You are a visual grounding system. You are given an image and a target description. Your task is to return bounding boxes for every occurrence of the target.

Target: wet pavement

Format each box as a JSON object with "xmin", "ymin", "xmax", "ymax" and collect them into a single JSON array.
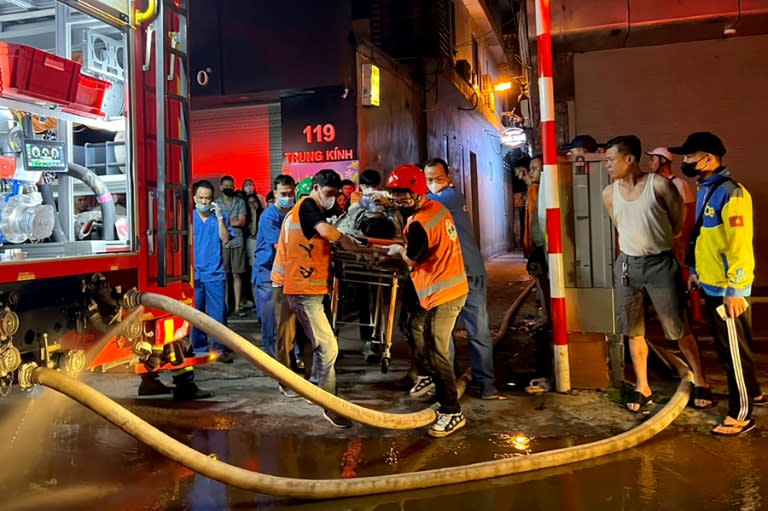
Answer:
[{"xmin": 2, "ymin": 252, "xmax": 768, "ymax": 510}]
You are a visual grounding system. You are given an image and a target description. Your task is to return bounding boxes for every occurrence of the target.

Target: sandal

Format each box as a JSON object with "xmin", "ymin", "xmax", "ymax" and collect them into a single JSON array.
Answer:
[
  {"xmin": 691, "ymin": 386, "xmax": 715, "ymax": 409},
  {"xmin": 711, "ymin": 417, "xmax": 756, "ymax": 437},
  {"xmin": 627, "ymin": 390, "xmax": 654, "ymax": 413}
]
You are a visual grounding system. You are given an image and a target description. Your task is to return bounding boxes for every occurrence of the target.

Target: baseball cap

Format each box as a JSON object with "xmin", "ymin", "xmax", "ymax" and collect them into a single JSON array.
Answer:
[
  {"xmin": 645, "ymin": 147, "xmax": 673, "ymax": 161},
  {"xmin": 668, "ymin": 132, "xmax": 726, "ymax": 157},
  {"xmin": 562, "ymin": 135, "xmax": 598, "ymax": 153}
]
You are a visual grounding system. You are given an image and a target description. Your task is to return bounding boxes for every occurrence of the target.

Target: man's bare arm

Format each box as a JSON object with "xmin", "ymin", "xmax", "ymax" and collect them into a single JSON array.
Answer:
[
  {"xmin": 602, "ymin": 185, "xmax": 616, "ymax": 226},
  {"xmin": 655, "ymin": 176, "xmax": 684, "ymax": 236}
]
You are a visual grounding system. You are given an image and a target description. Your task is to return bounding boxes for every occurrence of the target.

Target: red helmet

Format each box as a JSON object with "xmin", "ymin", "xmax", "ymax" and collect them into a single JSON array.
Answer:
[{"xmin": 385, "ymin": 164, "xmax": 428, "ymax": 195}]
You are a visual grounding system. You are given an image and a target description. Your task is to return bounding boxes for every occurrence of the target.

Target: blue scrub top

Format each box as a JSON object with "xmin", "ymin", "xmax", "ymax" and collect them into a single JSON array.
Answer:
[
  {"xmin": 193, "ymin": 210, "xmax": 225, "ymax": 283},
  {"xmin": 252, "ymin": 204, "xmax": 287, "ymax": 285},
  {"xmin": 427, "ymin": 186, "xmax": 486, "ymax": 277}
]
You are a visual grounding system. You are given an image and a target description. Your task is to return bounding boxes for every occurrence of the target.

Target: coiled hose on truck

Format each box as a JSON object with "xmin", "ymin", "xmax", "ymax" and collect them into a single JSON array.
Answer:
[{"xmin": 27, "ymin": 283, "xmax": 693, "ymax": 498}]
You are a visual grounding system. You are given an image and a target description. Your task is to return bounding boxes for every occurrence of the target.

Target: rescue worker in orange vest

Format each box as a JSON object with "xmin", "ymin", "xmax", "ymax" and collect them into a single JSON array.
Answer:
[
  {"xmin": 282, "ymin": 168, "xmax": 358, "ymax": 429},
  {"xmin": 385, "ymin": 164, "xmax": 469, "ymax": 438}
]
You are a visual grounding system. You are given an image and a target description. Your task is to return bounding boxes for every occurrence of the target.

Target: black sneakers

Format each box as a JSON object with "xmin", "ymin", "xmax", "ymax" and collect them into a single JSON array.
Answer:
[
  {"xmin": 428, "ymin": 411, "xmax": 466, "ymax": 438},
  {"xmin": 138, "ymin": 377, "xmax": 173, "ymax": 396},
  {"xmin": 409, "ymin": 376, "xmax": 435, "ymax": 397},
  {"xmin": 216, "ymin": 351, "xmax": 235, "ymax": 364},
  {"xmin": 173, "ymin": 383, "xmax": 214, "ymax": 401}
]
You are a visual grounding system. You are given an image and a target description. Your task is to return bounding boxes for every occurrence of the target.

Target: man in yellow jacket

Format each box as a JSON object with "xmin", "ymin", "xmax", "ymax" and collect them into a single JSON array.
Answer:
[{"xmin": 670, "ymin": 132, "xmax": 759, "ymax": 436}]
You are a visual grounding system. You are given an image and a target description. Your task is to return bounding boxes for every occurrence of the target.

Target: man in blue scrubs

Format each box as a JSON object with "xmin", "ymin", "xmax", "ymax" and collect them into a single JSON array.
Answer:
[
  {"xmin": 191, "ymin": 179, "xmax": 232, "ymax": 364},
  {"xmin": 252, "ymin": 174, "xmax": 296, "ymax": 357},
  {"xmin": 424, "ymin": 158, "xmax": 500, "ymax": 399}
]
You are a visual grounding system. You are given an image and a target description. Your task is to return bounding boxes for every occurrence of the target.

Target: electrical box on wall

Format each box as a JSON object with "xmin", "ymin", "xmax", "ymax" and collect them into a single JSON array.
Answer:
[{"xmin": 361, "ymin": 63, "xmax": 380, "ymax": 107}]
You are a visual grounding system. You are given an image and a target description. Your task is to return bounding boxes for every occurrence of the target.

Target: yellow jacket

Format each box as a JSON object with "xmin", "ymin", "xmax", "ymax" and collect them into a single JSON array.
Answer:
[{"xmin": 692, "ymin": 170, "xmax": 754, "ymax": 297}]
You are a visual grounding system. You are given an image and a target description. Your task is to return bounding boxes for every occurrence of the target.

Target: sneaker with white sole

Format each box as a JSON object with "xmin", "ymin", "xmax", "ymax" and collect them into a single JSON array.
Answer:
[
  {"xmin": 409, "ymin": 375, "xmax": 435, "ymax": 397},
  {"xmin": 428, "ymin": 411, "xmax": 466, "ymax": 438},
  {"xmin": 323, "ymin": 409, "xmax": 353, "ymax": 429},
  {"xmin": 278, "ymin": 383, "xmax": 300, "ymax": 398}
]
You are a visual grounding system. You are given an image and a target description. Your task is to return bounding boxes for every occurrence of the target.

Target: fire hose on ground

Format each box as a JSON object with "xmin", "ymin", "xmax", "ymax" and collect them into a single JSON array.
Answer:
[{"xmin": 26, "ymin": 285, "xmax": 694, "ymax": 499}]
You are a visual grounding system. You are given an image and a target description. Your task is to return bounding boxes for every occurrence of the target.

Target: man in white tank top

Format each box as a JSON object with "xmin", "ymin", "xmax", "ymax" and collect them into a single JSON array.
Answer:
[
  {"xmin": 647, "ymin": 147, "xmax": 706, "ymax": 326},
  {"xmin": 602, "ymin": 135, "xmax": 711, "ymax": 412}
]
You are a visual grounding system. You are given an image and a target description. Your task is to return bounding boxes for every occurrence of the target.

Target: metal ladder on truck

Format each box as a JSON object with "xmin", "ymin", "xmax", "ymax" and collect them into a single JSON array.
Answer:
[{"xmin": 150, "ymin": 0, "xmax": 191, "ymax": 287}]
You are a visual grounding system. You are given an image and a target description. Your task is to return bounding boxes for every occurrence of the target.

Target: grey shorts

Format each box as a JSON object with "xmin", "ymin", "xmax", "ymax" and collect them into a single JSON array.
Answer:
[
  {"xmin": 222, "ymin": 244, "xmax": 246, "ymax": 274},
  {"xmin": 614, "ymin": 251, "xmax": 689, "ymax": 340}
]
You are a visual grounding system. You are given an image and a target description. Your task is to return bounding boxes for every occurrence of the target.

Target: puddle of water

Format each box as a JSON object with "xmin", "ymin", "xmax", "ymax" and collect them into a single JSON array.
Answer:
[{"xmin": 2, "ymin": 405, "xmax": 766, "ymax": 511}]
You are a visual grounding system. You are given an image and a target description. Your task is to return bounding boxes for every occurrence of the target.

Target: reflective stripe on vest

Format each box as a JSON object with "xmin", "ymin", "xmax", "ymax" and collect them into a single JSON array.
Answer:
[
  {"xmin": 415, "ymin": 272, "xmax": 468, "ymax": 302},
  {"xmin": 283, "ymin": 197, "xmax": 332, "ymax": 295},
  {"xmin": 406, "ymin": 199, "xmax": 468, "ymax": 310},
  {"xmin": 271, "ymin": 216, "xmax": 290, "ymax": 285}
]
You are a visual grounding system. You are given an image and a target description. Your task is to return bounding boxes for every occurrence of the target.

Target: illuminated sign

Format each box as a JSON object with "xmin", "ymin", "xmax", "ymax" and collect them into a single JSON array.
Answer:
[
  {"xmin": 59, "ymin": 0, "xmax": 131, "ymax": 27},
  {"xmin": 23, "ymin": 140, "xmax": 67, "ymax": 171},
  {"xmin": 361, "ymin": 63, "xmax": 380, "ymax": 107},
  {"xmin": 281, "ymin": 87, "xmax": 357, "ymax": 164},
  {"xmin": 501, "ymin": 127, "xmax": 527, "ymax": 148}
]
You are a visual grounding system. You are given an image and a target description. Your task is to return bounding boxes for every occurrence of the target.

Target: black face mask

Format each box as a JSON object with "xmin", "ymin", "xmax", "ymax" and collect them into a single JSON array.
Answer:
[
  {"xmin": 222, "ymin": 188, "xmax": 235, "ymax": 197},
  {"xmin": 681, "ymin": 157, "xmax": 706, "ymax": 178}
]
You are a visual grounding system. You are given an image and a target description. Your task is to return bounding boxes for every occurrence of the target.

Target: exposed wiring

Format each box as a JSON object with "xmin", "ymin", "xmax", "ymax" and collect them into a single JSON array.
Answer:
[
  {"xmin": 726, "ymin": 0, "xmax": 742, "ymax": 30},
  {"xmin": 485, "ymin": 129, "xmax": 502, "ymax": 155},
  {"xmin": 623, "ymin": 0, "xmax": 632, "ymax": 47}
]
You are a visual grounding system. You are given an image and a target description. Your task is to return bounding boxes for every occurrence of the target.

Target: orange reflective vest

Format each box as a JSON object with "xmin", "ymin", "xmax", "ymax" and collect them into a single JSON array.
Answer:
[
  {"xmin": 405, "ymin": 199, "xmax": 468, "ymax": 310},
  {"xmin": 282, "ymin": 197, "xmax": 332, "ymax": 295},
  {"xmin": 270, "ymin": 216, "xmax": 289, "ymax": 286}
]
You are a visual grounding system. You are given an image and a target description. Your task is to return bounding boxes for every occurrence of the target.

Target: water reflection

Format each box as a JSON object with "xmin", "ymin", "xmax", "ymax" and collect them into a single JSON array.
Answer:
[{"xmin": 1, "ymin": 404, "xmax": 767, "ymax": 511}]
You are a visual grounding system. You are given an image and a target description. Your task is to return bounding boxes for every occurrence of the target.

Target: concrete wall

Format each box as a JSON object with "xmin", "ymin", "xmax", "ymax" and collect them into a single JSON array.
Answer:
[
  {"xmin": 427, "ymin": 74, "xmax": 508, "ymax": 259},
  {"xmin": 573, "ymin": 35, "xmax": 768, "ymax": 286},
  {"xmin": 356, "ymin": 47, "xmax": 425, "ymax": 174}
]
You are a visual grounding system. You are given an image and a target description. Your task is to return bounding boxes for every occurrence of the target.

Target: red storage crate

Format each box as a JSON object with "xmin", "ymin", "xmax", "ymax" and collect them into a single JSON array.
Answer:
[
  {"xmin": 0, "ymin": 42, "xmax": 80, "ymax": 105},
  {"xmin": 63, "ymin": 73, "xmax": 112, "ymax": 117}
]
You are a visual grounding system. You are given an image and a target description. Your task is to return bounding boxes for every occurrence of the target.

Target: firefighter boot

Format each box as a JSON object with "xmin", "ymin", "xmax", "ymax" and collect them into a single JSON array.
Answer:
[
  {"xmin": 138, "ymin": 373, "xmax": 173, "ymax": 396},
  {"xmin": 172, "ymin": 369, "xmax": 214, "ymax": 401}
]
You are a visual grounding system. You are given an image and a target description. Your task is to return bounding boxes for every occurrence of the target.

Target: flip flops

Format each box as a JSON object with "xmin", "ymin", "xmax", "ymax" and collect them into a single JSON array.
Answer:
[
  {"xmin": 627, "ymin": 390, "xmax": 654, "ymax": 413},
  {"xmin": 691, "ymin": 386, "xmax": 715, "ymax": 409},
  {"xmin": 711, "ymin": 418, "xmax": 756, "ymax": 437}
]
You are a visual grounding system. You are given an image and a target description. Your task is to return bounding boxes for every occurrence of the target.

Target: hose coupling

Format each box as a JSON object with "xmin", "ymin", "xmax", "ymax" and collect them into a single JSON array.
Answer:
[
  {"xmin": 123, "ymin": 288, "xmax": 143, "ymax": 310},
  {"xmin": 17, "ymin": 362, "xmax": 38, "ymax": 390}
]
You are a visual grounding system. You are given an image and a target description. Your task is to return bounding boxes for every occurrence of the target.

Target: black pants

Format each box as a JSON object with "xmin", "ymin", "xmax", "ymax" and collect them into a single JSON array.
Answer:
[{"xmin": 704, "ymin": 295, "xmax": 759, "ymax": 421}]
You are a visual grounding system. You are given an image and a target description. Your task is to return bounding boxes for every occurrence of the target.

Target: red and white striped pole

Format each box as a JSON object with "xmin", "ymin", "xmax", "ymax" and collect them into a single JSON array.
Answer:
[{"xmin": 535, "ymin": 0, "xmax": 570, "ymax": 392}]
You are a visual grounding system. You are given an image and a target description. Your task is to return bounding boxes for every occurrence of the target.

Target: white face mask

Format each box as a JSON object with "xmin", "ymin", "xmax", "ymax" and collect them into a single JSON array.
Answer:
[
  {"xmin": 427, "ymin": 183, "xmax": 444, "ymax": 195},
  {"xmin": 319, "ymin": 195, "xmax": 336, "ymax": 210},
  {"xmin": 243, "ymin": 186, "xmax": 254, "ymax": 194}
]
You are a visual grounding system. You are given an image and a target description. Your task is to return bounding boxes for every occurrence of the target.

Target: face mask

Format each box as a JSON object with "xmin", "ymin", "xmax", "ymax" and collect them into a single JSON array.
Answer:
[
  {"xmin": 222, "ymin": 188, "xmax": 235, "ymax": 197},
  {"xmin": 243, "ymin": 186, "xmax": 254, "ymax": 194},
  {"xmin": 195, "ymin": 203, "xmax": 211, "ymax": 213},
  {"xmin": 427, "ymin": 183, "xmax": 445, "ymax": 195},
  {"xmin": 318, "ymin": 195, "xmax": 336, "ymax": 210},
  {"xmin": 681, "ymin": 157, "xmax": 705, "ymax": 178},
  {"xmin": 276, "ymin": 196, "xmax": 295, "ymax": 209}
]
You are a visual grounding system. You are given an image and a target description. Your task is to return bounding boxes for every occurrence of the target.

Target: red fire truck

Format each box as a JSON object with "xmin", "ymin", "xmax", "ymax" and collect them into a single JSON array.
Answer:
[{"xmin": 0, "ymin": 0, "xmax": 205, "ymax": 395}]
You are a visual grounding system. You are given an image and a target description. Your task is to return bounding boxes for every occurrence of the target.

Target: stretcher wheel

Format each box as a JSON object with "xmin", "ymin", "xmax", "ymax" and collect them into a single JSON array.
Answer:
[{"xmin": 380, "ymin": 356, "xmax": 390, "ymax": 373}]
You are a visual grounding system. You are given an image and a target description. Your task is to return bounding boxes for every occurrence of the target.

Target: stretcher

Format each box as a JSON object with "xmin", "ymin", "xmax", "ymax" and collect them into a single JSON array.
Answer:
[{"xmin": 329, "ymin": 238, "xmax": 408, "ymax": 373}]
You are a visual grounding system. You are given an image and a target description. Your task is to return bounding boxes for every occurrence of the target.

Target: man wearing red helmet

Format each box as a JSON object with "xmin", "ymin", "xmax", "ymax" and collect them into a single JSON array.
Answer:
[{"xmin": 386, "ymin": 164, "xmax": 469, "ymax": 438}]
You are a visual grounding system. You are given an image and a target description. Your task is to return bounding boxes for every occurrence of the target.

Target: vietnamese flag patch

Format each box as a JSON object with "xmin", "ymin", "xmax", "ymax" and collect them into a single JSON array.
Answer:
[{"xmin": 729, "ymin": 216, "xmax": 744, "ymax": 227}]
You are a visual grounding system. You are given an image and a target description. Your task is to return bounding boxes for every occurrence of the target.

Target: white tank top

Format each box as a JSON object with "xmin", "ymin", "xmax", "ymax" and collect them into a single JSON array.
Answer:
[{"xmin": 613, "ymin": 173, "xmax": 674, "ymax": 256}]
